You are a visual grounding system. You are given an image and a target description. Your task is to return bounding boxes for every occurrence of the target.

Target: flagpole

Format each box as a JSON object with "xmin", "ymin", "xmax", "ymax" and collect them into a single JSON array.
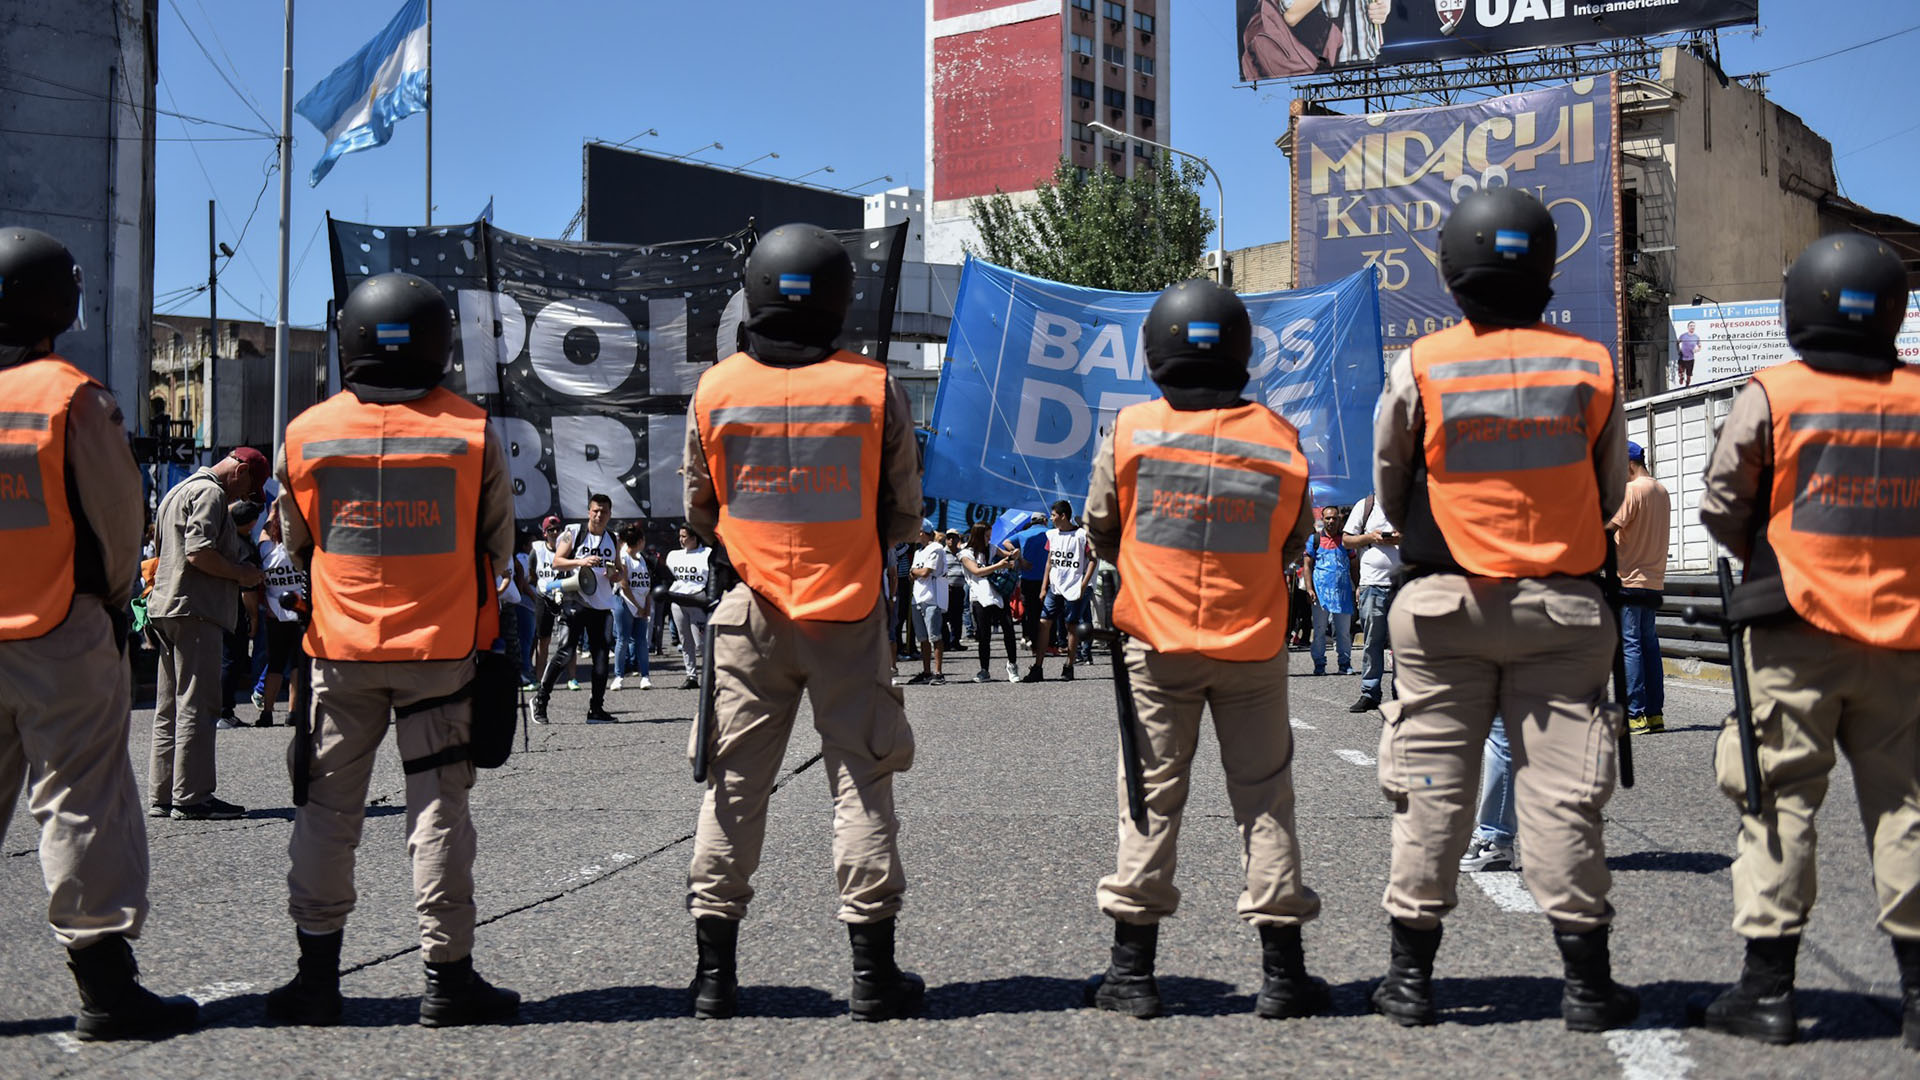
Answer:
[
  {"xmin": 273, "ymin": 0, "xmax": 295, "ymax": 461},
  {"xmin": 424, "ymin": 0, "xmax": 432, "ymax": 225}
]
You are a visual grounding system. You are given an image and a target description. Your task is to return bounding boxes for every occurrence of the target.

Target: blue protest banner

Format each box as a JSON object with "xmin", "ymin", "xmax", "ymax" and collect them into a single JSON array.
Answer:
[{"xmin": 923, "ymin": 260, "xmax": 1384, "ymax": 512}]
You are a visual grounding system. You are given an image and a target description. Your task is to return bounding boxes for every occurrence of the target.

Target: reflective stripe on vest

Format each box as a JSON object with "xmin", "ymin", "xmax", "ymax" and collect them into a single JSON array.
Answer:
[
  {"xmin": 1112, "ymin": 398, "xmax": 1307, "ymax": 661},
  {"xmin": 0, "ymin": 357, "xmax": 88, "ymax": 640},
  {"xmin": 695, "ymin": 351, "xmax": 886, "ymax": 622},
  {"xmin": 286, "ymin": 386, "xmax": 491, "ymax": 662},
  {"xmin": 1753, "ymin": 362, "xmax": 1920, "ymax": 649},
  {"xmin": 1409, "ymin": 323, "xmax": 1614, "ymax": 578}
]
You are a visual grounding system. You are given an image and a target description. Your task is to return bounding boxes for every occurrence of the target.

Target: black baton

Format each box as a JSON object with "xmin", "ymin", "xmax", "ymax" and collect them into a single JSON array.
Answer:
[
  {"xmin": 1078, "ymin": 623, "xmax": 1148, "ymax": 831},
  {"xmin": 1686, "ymin": 556, "xmax": 1763, "ymax": 816},
  {"xmin": 1602, "ymin": 538, "xmax": 1636, "ymax": 790},
  {"xmin": 289, "ymin": 660, "xmax": 313, "ymax": 807},
  {"xmin": 658, "ymin": 588, "xmax": 721, "ymax": 783}
]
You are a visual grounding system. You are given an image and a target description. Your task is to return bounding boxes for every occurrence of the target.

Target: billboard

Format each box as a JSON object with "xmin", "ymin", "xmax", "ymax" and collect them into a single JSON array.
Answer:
[
  {"xmin": 1237, "ymin": 0, "xmax": 1758, "ymax": 79},
  {"xmin": 930, "ymin": 4, "xmax": 1063, "ymax": 203},
  {"xmin": 583, "ymin": 144, "xmax": 861, "ymax": 247},
  {"xmin": 1666, "ymin": 292, "xmax": 1920, "ymax": 391},
  {"xmin": 1292, "ymin": 75, "xmax": 1620, "ymax": 355}
]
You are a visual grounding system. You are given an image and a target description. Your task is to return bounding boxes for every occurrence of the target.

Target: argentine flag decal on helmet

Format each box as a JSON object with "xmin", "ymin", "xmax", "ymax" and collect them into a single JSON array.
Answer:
[
  {"xmin": 376, "ymin": 322, "xmax": 411, "ymax": 349},
  {"xmin": 778, "ymin": 273, "xmax": 812, "ymax": 300},
  {"xmin": 1187, "ymin": 321, "xmax": 1220, "ymax": 348},
  {"xmin": 1837, "ymin": 289, "xmax": 1876, "ymax": 320},
  {"xmin": 1494, "ymin": 229, "xmax": 1529, "ymax": 258}
]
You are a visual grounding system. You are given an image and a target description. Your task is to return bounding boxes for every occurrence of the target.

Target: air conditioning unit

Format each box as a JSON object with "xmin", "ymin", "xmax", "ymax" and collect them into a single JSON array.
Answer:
[
  {"xmin": 1079, "ymin": 98, "xmax": 1091, "ymax": 109},
  {"xmin": 1079, "ymin": 54, "xmax": 1089, "ymax": 65},
  {"xmin": 1202, "ymin": 251, "xmax": 1223, "ymax": 271},
  {"xmin": 1111, "ymin": 108, "xmax": 1123, "ymax": 122}
]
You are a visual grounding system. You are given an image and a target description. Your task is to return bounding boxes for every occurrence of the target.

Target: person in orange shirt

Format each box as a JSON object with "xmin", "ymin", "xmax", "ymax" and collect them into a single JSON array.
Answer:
[
  {"xmin": 1368, "ymin": 188, "xmax": 1637, "ymax": 1033},
  {"xmin": 1081, "ymin": 279, "xmax": 1325, "ymax": 1021}
]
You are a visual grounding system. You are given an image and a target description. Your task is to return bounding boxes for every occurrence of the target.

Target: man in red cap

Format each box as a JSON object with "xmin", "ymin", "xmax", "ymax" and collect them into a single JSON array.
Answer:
[{"xmin": 148, "ymin": 447, "xmax": 267, "ymax": 819}]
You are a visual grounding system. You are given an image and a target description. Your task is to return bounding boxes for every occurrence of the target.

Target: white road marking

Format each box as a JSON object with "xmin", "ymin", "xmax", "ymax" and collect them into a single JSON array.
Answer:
[
  {"xmin": 1290, "ymin": 718, "xmax": 1316, "ymax": 731},
  {"xmin": 1468, "ymin": 871, "xmax": 1542, "ymax": 913},
  {"xmin": 47, "ymin": 1033, "xmax": 83, "ymax": 1055},
  {"xmin": 1604, "ymin": 1027, "xmax": 1695, "ymax": 1080},
  {"xmin": 1335, "ymin": 748, "xmax": 1375, "ymax": 767},
  {"xmin": 185, "ymin": 979, "xmax": 252, "ymax": 1004}
]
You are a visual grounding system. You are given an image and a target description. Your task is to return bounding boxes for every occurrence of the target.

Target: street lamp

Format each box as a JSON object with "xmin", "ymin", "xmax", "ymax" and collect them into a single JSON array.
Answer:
[
  {"xmin": 835, "ymin": 174, "xmax": 895, "ymax": 193},
  {"xmin": 730, "ymin": 151, "xmax": 780, "ymax": 173},
  {"xmin": 667, "ymin": 141, "xmax": 723, "ymax": 161},
  {"xmin": 609, "ymin": 126, "xmax": 658, "ymax": 150},
  {"xmin": 790, "ymin": 165, "xmax": 836, "ymax": 183},
  {"xmin": 1088, "ymin": 121, "xmax": 1228, "ymax": 286}
]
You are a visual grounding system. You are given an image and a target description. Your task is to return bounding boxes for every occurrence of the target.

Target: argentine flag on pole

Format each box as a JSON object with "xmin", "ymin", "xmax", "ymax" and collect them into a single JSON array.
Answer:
[{"xmin": 295, "ymin": 0, "xmax": 428, "ymax": 186}]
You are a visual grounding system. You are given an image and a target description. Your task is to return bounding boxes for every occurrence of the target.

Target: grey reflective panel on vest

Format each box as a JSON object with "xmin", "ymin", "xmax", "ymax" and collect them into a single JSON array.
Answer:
[
  {"xmin": 1427, "ymin": 356, "xmax": 1602, "ymax": 381},
  {"xmin": 312, "ymin": 465, "xmax": 460, "ymax": 556},
  {"xmin": 1134, "ymin": 457, "xmax": 1279, "ymax": 554},
  {"xmin": 1437, "ymin": 383, "xmax": 1594, "ymax": 473},
  {"xmin": 1788, "ymin": 412, "xmax": 1920, "ymax": 434},
  {"xmin": 709, "ymin": 404, "xmax": 873, "ymax": 427},
  {"xmin": 0, "ymin": 442, "xmax": 49, "ymax": 530},
  {"xmin": 1131, "ymin": 428, "xmax": 1294, "ymax": 464},
  {"xmin": 1791, "ymin": 443, "xmax": 1920, "ymax": 538},
  {"xmin": 301, "ymin": 436, "xmax": 471, "ymax": 461},
  {"xmin": 721, "ymin": 434, "xmax": 863, "ymax": 523},
  {"xmin": 0, "ymin": 411, "xmax": 52, "ymax": 431}
]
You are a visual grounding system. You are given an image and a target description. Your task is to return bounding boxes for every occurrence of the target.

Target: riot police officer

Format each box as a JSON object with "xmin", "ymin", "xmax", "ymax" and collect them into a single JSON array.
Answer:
[
  {"xmin": 681, "ymin": 224, "xmax": 925, "ymax": 1021},
  {"xmin": 1369, "ymin": 188, "xmax": 1638, "ymax": 1031},
  {"xmin": 1691, "ymin": 234, "xmax": 1920, "ymax": 1051},
  {"xmin": 0, "ymin": 226, "xmax": 198, "ymax": 1039},
  {"xmin": 266, "ymin": 273, "xmax": 519, "ymax": 1027},
  {"xmin": 1081, "ymin": 280, "xmax": 1327, "ymax": 1020}
]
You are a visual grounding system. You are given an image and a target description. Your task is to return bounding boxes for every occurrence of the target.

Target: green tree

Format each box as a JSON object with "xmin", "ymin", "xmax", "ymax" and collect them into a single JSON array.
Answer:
[{"xmin": 966, "ymin": 155, "xmax": 1215, "ymax": 292}]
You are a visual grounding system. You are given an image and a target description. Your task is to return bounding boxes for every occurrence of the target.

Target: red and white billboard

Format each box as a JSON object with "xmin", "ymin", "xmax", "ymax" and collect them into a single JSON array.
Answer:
[{"xmin": 931, "ymin": 1, "xmax": 1063, "ymax": 203}]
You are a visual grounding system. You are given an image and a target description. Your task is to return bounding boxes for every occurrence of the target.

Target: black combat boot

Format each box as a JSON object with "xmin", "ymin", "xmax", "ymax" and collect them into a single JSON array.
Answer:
[
  {"xmin": 418, "ymin": 955, "xmax": 520, "ymax": 1027},
  {"xmin": 1370, "ymin": 918, "xmax": 1442, "ymax": 1026},
  {"xmin": 66, "ymin": 935, "xmax": 199, "ymax": 1042},
  {"xmin": 265, "ymin": 929, "xmax": 344, "ymax": 1025},
  {"xmin": 1085, "ymin": 919, "xmax": 1161, "ymax": 1019},
  {"xmin": 847, "ymin": 918, "xmax": 924, "ymax": 1022},
  {"xmin": 1892, "ymin": 938, "xmax": 1919, "ymax": 1051},
  {"xmin": 1688, "ymin": 936, "xmax": 1798, "ymax": 1044},
  {"xmin": 1555, "ymin": 926, "xmax": 1640, "ymax": 1032},
  {"xmin": 1255, "ymin": 924, "xmax": 1331, "ymax": 1020},
  {"xmin": 689, "ymin": 916, "xmax": 739, "ymax": 1019}
]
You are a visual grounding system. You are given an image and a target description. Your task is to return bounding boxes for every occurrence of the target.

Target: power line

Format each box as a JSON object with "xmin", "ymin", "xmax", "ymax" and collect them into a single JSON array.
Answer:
[
  {"xmin": 6, "ymin": 71, "xmax": 274, "ymax": 138},
  {"xmin": 191, "ymin": 0, "xmax": 271, "ymax": 118},
  {"xmin": 1838, "ymin": 118, "xmax": 1920, "ymax": 160},
  {"xmin": 0, "ymin": 126, "xmax": 269, "ymax": 143},
  {"xmin": 1760, "ymin": 22, "xmax": 1920, "ymax": 74},
  {"xmin": 164, "ymin": 0, "xmax": 277, "ymax": 132}
]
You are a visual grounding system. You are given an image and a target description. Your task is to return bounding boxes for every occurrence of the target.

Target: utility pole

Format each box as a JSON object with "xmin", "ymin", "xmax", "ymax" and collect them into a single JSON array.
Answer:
[
  {"xmin": 273, "ymin": 0, "xmax": 294, "ymax": 463},
  {"xmin": 206, "ymin": 199, "xmax": 218, "ymax": 450}
]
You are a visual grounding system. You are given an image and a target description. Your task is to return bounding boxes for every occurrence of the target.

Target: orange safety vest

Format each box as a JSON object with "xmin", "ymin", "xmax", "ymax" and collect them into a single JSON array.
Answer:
[
  {"xmin": 695, "ymin": 350, "xmax": 887, "ymax": 622},
  {"xmin": 1751, "ymin": 361, "xmax": 1920, "ymax": 649},
  {"xmin": 0, "ymin": 356, "xmax": 91, "ymax": 640},
  {"xmin": 1111, "ymin": 398, "xmax": 1309, "ymax": 661},
  {"xmin": 1409, "ymin": 323, "xmax": 1615, "ymax": 578},
  {"xmin": 285, "ymin": 386, "xmax": 495, "ymax": 662}
]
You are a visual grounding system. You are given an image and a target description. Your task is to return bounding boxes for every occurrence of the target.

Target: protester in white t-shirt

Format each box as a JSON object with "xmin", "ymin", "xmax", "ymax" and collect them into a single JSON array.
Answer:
[
  {"xmin": 1343, "ymin": 492, "xmax": 1402, "ymax": 710},
  {"xmin": 252, "ymin": 513, "xmax": 307, "ymax": 727},
  {"xmin": 530, "ymin": 516, "xmax": 564, "ymax": 685},
  {"xmin": 959, "ymin": 521, "xmax": 1021, "ymax": 683},
  {"xmin": 666, "ymin": 526, "xmax": 713, "ymax": 690},
  {"xmin": 906, "ymin": 521, "xmax": 950, "ymax": 685},
  {"xmin": 1022, "ymin": 501, "xmax": 1091, "ymax": 682},
  {"xmin": 535, "ymin": 493, "xmax": 624, "ymax": 724},
  {"xmin": 610, "ymin": 522, "xmax": 652, "ymax": 690}
]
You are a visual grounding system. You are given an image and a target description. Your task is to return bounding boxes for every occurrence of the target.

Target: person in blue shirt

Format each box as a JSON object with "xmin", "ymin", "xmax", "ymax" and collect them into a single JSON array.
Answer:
[
  {"xmin": 1004, "ymin": 515, "xmax": 1051, "ymax": 658},
  {"xmin": 1304, "ymin": 505, "xmax": 1355, "ymax": 676}
]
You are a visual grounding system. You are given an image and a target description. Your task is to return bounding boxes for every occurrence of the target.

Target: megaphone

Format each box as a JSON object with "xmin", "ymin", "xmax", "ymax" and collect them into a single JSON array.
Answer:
[{"xmin": 544, "ymin": 567, "xmax": 599, "ymax": 600}]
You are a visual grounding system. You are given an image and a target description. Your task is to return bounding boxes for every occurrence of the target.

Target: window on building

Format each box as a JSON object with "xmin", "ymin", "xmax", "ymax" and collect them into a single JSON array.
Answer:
[
  {"xmin": 1103, "ymin": 43, "xmax": 1126, "ymax": 64},
  {"xmin": 1071, "ymin": 0, "xmax": 1094, "ymax": 9},
  {"xmin": 1133, "ymin": 142, "xmax": 1148, "ymax": 157},
  {"xmin": 1134, "ymin": 11, "xmax": 1155, "ymax": 33},
  {"xmin": 1071, "ymin": 121, "xmax": 1093, "ymax": 143},
  {"xmin": 1134, "ymin": 53, "xmax": 1154, "ymax": 75},
  {"xmin": 1102, "ymin": 1, "xmax": 1126, "ymax": 22},
  {"xmin": 1070, "ymin": 32, "xmax": 1093, "ymax": 55},
  {"xmin": 1134, "ymin": 96, "xmax": 1155, "ymax": 118},
  {"xmin": 1104, "ymin": 87, "xmax": 1127, "ymax": 109},
  {"xmin": 1071, "ymin": 77, "xmax": 1095, "ymax": 99}
]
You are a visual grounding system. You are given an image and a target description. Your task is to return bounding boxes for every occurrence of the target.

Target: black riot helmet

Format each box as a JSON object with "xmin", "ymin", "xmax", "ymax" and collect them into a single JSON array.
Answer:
[
  {"xmin": 1438, "ymin": 187, "xmax": 1557, "ymax": 326},
  {"xmin": 1783, "ymin": 233, "xmax": 1907, "ymax": 363},
  {"xmin": 1143, "ymin": 279, "xmax": 1253, "ymax": 392},
  {"xmin": 743, "ymin": 224, "xmax": 854, "ymax": 345},
  {"xmin": 336, "ymin": 272, "xmax": 453, "ymax": 402},
  {"xmin": 0, "ymin": 226, "xmax": 83, "ymax": 347}
]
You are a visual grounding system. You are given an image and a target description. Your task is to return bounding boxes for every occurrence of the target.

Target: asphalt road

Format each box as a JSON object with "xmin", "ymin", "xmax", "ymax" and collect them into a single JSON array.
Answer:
[{"xmin": 1, "ymin": 642, "xmax": 1912, "ymax": 1079}]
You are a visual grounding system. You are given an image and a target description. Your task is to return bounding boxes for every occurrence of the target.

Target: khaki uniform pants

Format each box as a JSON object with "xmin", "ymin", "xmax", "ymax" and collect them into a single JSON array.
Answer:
[
  {"xmin": 1379, "ymin": 574, "xmax": 1620, "ymax": 932},
  {"xmin": 288, "ymin": 655, "xmax": 478, "ymax": 962},
  {"xmin": 1097, "ymin": 642, "xmax": 1321, "ymax": 928},
  {"xmin": 687, "ymin": 586, "xmax": 914, "ymax": 924},
  {"xmin": 150, "ymin": 614, "xmax": 223, "ymax": 806},
  {"xmin": 1720, "ymin": 621, "xmax": 1920, "ymax": 940},
  {"xmin": 0, "ymin": 602, "xmax": 149, "ymax": 949}
]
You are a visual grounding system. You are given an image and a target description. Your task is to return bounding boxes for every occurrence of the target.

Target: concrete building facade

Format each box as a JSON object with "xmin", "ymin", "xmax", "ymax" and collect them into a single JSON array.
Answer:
[
  {"xmin": 148, "ymin": 315, "xmax": 327, "ymax": 451},
  {"xmin": 925, "ymin": 0, "xmax": 1171, "ymax": 264}
]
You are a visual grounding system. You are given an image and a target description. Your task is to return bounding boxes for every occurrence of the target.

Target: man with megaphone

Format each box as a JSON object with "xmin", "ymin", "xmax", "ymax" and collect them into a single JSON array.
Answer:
[{"xmin": 533, "ymin": 493, "xmax": 621, "ymax": 725}]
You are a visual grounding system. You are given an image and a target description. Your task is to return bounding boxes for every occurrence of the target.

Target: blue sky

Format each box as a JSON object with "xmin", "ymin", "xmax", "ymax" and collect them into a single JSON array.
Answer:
[{"xmin": 151, "ymin": 1, "xmax": 1919, "ymax": 329}]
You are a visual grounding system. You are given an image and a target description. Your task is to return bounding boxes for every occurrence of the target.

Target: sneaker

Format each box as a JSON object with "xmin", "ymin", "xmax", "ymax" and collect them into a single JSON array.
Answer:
[
  {"xmin": 1338, "ymin": 666, "xmax": 1354, "ymax": 676},
  {"xmin": 586, "ymin": 708, "xmax": 617, "ymax": 724},
  {"xmin": 171, "ymin": 798, "xmax": 245, "ymax": 821},
  {"xmin": 1349, "ymin": 694, "xmax": 1381, "ymax": 714},
  {"xmin": 1006, "ymin": 663, "xmax": 1019, "ymax": 684},
  {"xmin": 1312, "ymin": 666, "xmax": 1326, "ymax": 676},
  {"xmin": 1060, "ymin": 665, "xmax": 1075, "ymax": 682},
  {"xmin": 638, "ymin": 677, "xmax": 653, "ymax": 691},
  {"xmin": 148, "ymin": 803, "xmax": 171, "ymax": 819},
  {"xmin": 519, "ymin": 681, "xmax": 537, "ymax": 693},
  {"xmin": 1628, "ymin": 713, "xmax": 1664, "ymax": 735},
  {"xmin": 1459, "ymin": 836, "xmax": 1515, "ymax": 872},
  {"xmin": 215, "ymin": 716, "xmax": 244, "ymax": 731},
  {"xmin": 532, "ymin": 711, "xmax": 550, "ymax": 725},
  {"xmin": 974, "ymin": 670, "xmax": 993, "ymax": 684},
  {"xmin": 905, "ymin": 672, "xmax": 931, "ymax": 686},
  {"xmin": 681, "ymin": 675, "xmax": 699, "ymax": 690},
  {"xmin": 609, "ymin": 676, "xmax": 625, "ymax": 692},
  {"xmin": 567, "ymin": 679, "xmax": 581, "ymax": 692},
  {"xmin": 931, "ymin": 673, "xmax": 947, "ymax": 686},
  {"xmin": 251, "ymin": 690, "xmax": 267, "ymax": 710}
]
